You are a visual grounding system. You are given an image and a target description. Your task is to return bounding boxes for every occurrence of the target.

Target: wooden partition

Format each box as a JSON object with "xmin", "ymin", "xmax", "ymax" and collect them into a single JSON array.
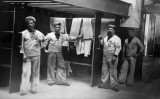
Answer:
[{"xmin": 0, "ymin": 4, "xmax": 15, "ymax": 87}]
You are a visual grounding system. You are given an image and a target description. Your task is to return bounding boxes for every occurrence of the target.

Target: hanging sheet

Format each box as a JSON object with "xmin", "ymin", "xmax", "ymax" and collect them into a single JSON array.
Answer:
[
  {"xmin": 70, "ymin": 18, "xmax": 82, "ymax": 36},
  {"xmin": 75, "ymin": 18, "xmax": 93, "ymax": 57}
]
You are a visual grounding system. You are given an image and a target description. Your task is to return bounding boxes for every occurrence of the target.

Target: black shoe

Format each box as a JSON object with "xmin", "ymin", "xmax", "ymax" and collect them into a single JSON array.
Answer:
[
  {"xmin": 48, "ymin": 83, "xmax": 55, "ymax": 86},
  {"xmin": 98, "ymin": 83, "xmax": 110, "ymax": 89},
  {"xmin": 111, "ymin": 87, "xmax": 119, "ymax": 92},
  {"xmin": 31, "ymin": 91, "xmax": 37, "ymax": 94},
  {"xmin": 98, "ymin": 84, "xmax": 104, "ymax": 88},
  {"xmin": 63, "ymin": 82, "xmax": 70, "ymax": 86},
  {"xmin": 20, "ymin": 93, "xmax": 27, "ymax": 96},
  {"xmin": 56, "ymin": 82, "xmax": 70, "ymax": 86}
]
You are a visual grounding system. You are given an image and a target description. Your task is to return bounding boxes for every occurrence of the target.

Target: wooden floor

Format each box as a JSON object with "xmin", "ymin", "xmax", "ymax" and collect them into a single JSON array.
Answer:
[{"xmin": 0, "ymin": 56, "xmax": 160, "ymax": 99}]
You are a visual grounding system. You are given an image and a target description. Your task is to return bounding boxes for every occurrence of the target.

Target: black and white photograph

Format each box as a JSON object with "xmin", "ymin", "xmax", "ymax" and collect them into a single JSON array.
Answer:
[{"xmin": 0, "ymin": 0, "xmax": 160, "ymax": 99}]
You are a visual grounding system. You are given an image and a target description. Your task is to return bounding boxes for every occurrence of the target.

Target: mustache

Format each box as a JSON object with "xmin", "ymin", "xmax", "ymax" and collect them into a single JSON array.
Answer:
[{"xmin": 108, "ymin": 31, "xmax": 112, "ymax": 34}]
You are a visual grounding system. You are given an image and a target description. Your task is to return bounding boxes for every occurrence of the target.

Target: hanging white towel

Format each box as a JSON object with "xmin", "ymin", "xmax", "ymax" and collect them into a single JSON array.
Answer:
[
  {"xmin": 80, "ymin": 18, "xmax": 93, "ymax": 57},
  {"xmin": 84, "ymin": 40, "xmax": 92, "ymax": 57},
  {"xmin": 70, "ymin": 18, "xmax": 82, "ymax": 36},
  {"xmin": 69, "ymin": 18, "xmax": 83, "ymax": 54},
  {"xmin": 81, "ymin": 18, "xmax": 93, "ymax": 39}
]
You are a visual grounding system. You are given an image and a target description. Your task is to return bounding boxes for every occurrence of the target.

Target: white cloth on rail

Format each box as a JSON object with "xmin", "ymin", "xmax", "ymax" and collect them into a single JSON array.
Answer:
[{"xmin": 76, "ymin": 18, "xmax": 93, "ymax": 57}]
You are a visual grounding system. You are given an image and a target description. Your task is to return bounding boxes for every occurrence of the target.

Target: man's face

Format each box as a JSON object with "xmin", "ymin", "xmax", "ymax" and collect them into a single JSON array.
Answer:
[
  {"xmin": 27, "ymin": 20, "xmax": 35, "ymax": 30},
  {"xmin": 108, "ymin": 27, "xmax": 115, "ymax": 36},
  {"xmin": 128, "ymin": 30, "xmax": 135, "ymax": 38},
  {"xmin": 54, "ymin": 25, "xmax": 61, "ymax": 33}
]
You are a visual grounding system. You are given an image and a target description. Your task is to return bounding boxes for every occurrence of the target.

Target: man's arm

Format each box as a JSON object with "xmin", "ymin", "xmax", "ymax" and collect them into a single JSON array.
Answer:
[
  {"xmin": 111, "ymin": 37, "xmax": 121, "ymax": 63},
  {"xmin": 38, "ymin": 32, "xmax": 45, "ymax": 49},
  {"xmin": 63, "ymin": 34, "xmax": 83, "ymax": 41},
  {"xmin": 42, "ymin": 34, "xmax": 50, "ymax": 48},
  {"xmin": 19, "ymin": 32, "xmax": 27, "ymax": 62},
  {"xmin": 114, "ymin": 37, "xmax": 121, "ymax": 56},
  {"xmin": 98, "ymin": 35, "xmax": 104, "ymax": 46},
  {"xmin": 136, "ymin": 38, "xmax": 144, "ymax": 54},
  {"xmin": 122, "ymin": 39, "xmax": 127, "ymax": 59}
]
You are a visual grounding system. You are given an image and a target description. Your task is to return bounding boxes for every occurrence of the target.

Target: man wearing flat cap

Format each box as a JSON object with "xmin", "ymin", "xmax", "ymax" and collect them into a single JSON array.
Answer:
[
  {"xmin": 98, "ymin": 23, "xmax": 121, "ymax": 92},
  {"xmin": 20, "ymin": 16, "xmax": 45, "ymax": 95},
  {"xmin": 43, "ymin": 21, "xmax": 82, "ymax": 86}
]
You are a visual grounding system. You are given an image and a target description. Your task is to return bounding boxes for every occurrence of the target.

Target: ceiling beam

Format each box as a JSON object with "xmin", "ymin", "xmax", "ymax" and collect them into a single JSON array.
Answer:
[
  {"xmin": 3, "ymin": 0, "xmax": 52, "ymax": 3},
  {"xmin": 28, "ymin": 3, "xmax": 62, "ymax": 5},
  {"xmin": 52, "ymin": 0, "xmax": 130, "ymax": 16}
]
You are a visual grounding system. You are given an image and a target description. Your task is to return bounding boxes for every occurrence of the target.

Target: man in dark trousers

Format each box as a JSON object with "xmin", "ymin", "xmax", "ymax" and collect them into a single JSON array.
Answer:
[{"xmin": 118, "ymin": 28, "xmax": 144, "ymax": 86}]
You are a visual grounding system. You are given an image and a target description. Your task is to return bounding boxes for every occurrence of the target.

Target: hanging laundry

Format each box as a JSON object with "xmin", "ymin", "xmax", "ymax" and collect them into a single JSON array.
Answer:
[
  {"xmin": 84, "ymin": 40, "xmax": 92, "ymax": 57},
  {"xmin": 78, "ymin": 18, "xmax": 93, "ymax": 57},
  {"xmin": 70, "ymin": 18, "xmax": 82, "ymax": 36},
  {"xmin": 81, "ymin": 18, "xmax": 93, "ymax": 39},
  {"xmin": 75, "ymin": 39, "xmax": 82, "ymax": 55},
  {"xmin": 69, "ymin": 18, "xmax": 82, "ymax": 54}
]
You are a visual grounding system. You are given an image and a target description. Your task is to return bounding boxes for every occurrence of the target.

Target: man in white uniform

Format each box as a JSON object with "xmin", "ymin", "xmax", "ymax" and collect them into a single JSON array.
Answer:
[
  {"xmin": 98, "ymin": 24, "xmax": 121, "ymax": 92},
  {"xmin": 20, "ymin": 16, "xmax": 45, "ymax": 96},
  {"xmin": 43, "ymin": 22, "xmax": 82, "ymax": 86}
]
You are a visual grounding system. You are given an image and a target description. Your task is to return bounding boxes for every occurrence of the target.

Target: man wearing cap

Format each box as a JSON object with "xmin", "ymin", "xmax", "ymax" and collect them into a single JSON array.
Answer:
[
  {"xmin": 43, "ymin": 22, "xmax": 82, "ymax": 86},
  {"xmin": 98, "ymin": 24, "xmax": 121, "ymax": 92},
  {"xmin": 20, "ymin": 16, "xmax": 45, "ymax": 95},
  {"xmin": 118, "ymin": 28, "xmax": 143, "ymax": 86}
]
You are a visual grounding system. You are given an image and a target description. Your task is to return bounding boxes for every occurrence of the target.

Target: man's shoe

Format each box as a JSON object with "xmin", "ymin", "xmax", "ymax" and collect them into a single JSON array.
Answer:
[
  {"xmin": 98, "ymin": 83, "xmax": 104, "ymax": 88},
  {"xmin": 48, "ymin": 83, "xmax": 55, "ymax": 86},
  {"xmin": 63, "ymin": 82, "xmax": 70, "ymax": 86},
  {"xmin": 31, "ymin": 91, "xmax": 37, "ymax": 94},
  {"xmin": 111, "ymin": 87, "xmax": 119, "ymax": 92},
  {"xmin": 20, "ymin": 92, "xmax": 27, "ymax": 96}
]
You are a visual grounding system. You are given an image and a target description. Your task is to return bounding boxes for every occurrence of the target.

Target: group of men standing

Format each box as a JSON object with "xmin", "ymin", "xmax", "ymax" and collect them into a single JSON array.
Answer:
[
  {"xmin": 19, "ymin": 16, "xmax": 82, "ymax": 96},
  {"xmin": 98, "ymin": 24, "xmax": 144, "ymax": 92},
  {"xmin": 19, "ymin": 16, "xmax": 144, "ymax": 96}
]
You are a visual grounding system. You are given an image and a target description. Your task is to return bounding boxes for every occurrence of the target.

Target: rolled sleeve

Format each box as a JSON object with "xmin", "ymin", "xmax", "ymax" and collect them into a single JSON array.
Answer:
[
  {"xmin": 137, "ymin": 39, "xmax": 144, "ymax": 53},
  {"xmin": 20, "ymin": 32, "xmax": 26, "ymax": 58},
  {"xmin": 43, "ymin": 35, "xmax": 50, "ymax": 48}
]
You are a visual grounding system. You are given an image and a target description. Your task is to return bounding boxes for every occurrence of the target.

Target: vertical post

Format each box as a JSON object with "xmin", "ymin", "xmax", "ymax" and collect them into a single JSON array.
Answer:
[
  {"xmin": 115, "ymin": 15, "xmax": 121, "ymax": 36},
  {"xmin": 9, "ymin": 5, "xmax": 25, "ymax": 93},
  {"xmin": 115, "ymin": 15, "xmax": 122, "ymax": 72},
  {"xmin": 91, "ymin": 12, "xmax": 103, "ymax": 87},
  {"xmin": 135, "ymin": 0, "xmax": 145, "ymax": 81},
  {"xmin": 140, "ymin": 0, "xmax": 145, "ymax": 44}
]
